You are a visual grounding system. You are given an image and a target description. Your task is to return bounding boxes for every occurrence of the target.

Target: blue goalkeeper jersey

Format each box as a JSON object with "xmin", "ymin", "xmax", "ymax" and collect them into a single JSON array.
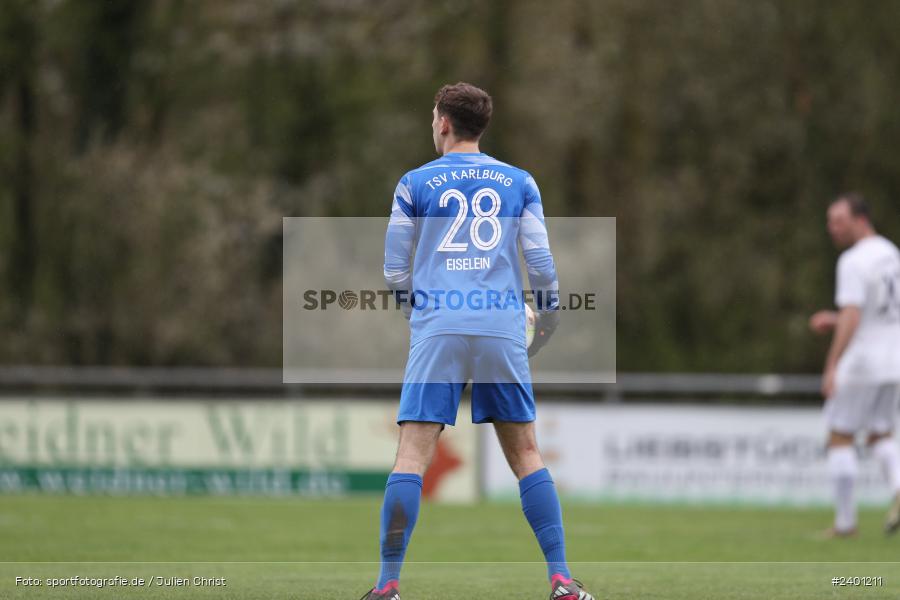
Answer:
[{"xmin": 384, "ymin": 152, "xmax": 558, "ymax": 347}]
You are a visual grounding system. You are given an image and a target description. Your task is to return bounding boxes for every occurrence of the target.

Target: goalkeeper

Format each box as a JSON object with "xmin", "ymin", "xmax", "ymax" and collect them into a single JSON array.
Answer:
[{"xmin": 361, "ymin": 82, "xmax": 594, "ymax": 600}]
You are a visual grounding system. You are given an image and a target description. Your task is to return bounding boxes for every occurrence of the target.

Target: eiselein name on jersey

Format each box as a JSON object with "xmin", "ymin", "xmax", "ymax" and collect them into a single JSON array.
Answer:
[{"xmin": 446, "ymin": 256, "xmax": 490, "ymax": 271}]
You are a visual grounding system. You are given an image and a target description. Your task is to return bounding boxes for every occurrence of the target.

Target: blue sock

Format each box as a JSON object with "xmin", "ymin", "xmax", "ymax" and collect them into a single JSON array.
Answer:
[
  {"xmin": 519, "ymin": 468, "xmax": 570, "ymax": 581},
  {"xmin": 376, "ymin": 472, "xmax": 422, "ymax": 590}
]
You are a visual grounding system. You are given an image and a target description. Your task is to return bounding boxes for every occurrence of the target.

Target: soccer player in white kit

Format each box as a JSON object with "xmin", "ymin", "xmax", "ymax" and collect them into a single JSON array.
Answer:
[{"xmin": 809, "ymin": 193, "xmax": 900, "ymax": 536}]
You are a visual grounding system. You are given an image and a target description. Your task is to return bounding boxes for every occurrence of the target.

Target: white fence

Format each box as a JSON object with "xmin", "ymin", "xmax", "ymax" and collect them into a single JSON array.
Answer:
[
  {"xmin": 0, "ymin": 366, "xmax": 823, "ymax": 399},
  {"xmin": 3, "ymin": 367, "xmax": 886, "ymax": 507}
]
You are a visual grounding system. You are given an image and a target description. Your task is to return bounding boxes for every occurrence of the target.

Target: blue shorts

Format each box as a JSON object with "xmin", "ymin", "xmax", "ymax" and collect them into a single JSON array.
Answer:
[{"xmin": 398, "ymin": 335, "xmax": 535, "ymax": 426}]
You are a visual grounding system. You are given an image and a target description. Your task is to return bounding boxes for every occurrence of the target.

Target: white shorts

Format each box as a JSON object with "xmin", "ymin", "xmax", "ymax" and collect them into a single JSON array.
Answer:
[{"xmin": 824, "ymin": 383, "xmax": 900, "ymax": 435}]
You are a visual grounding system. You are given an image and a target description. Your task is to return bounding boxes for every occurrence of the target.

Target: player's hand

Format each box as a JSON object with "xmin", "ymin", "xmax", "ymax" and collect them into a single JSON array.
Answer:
[
  {"xmin": 809, "ymin": 310, "xmax": 838, "ymax": 335},
  {"xmin": 528, "ymin": 309, "xmax": 560, "ymax": 357},
  {"xmin": 821, "ymin": 367, "xmax": 836, "ymax": 399}
]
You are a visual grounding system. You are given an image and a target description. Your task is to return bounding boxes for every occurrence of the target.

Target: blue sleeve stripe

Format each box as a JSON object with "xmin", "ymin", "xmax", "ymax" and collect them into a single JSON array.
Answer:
[
  {"xmin": 524, "ymin": 175, "xmax": 541, "ymax": 205},
  {"xmin": 519, "ymin": 204, "xmax": 549, "ymax": 250},
  {"xmin": 390, "ymin": 199, "xmax": 415, "ymax": 227},
  {"xmin": 384, "ymin": 214, "xmax": 415, "ymax": 286},
  {"xmin": 384, "ymin": 176, "xmax": 416, "ymax": 290},
  {"xmin": 394, "ymin": 180, "xmax": 415, "ymax": 215},
  {"xmin": 518, "ymin": 183, "xmax": 558, "ymax": 310}
]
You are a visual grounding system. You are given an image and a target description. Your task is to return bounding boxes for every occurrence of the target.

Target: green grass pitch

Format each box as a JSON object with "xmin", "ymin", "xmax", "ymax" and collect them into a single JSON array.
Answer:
[{"xmin": 1, "ymin": 494, "xmax": 898, "ymax": 599}]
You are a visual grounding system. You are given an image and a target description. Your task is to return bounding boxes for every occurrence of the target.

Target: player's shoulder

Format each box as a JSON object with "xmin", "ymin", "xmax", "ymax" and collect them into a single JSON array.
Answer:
[
  {"xmin": 838, "ymin": 244, "xmax": 863, "ymax": 269},
  {"xmin": 856, "ymin": 235, "xmax": 898, "ymax": 257},
  {"xmin": 839, "ymin": 236, "xmax": 898, "ymax": 268},
  {"xmin": 393, "ymin": 159, "xmax": 442, "ymax": 201},
  {"xmin": 395, "ymin": 159, "xmax": 438, "ymax": 188},
  {"xmin": 475, "ymin": 154, "xmax": 534, "ymax": 181},
  {"xmin": 405, "ymin": 157, "xmax": 446, "ymax": 177},
  {"xmin": 465, "ymin": 152, "xmax": 526, "ymax": 171},
  {"xmin": 875, "ymin": 234, "xmax": 900, "ymax": 257},
  {"xmin": 470, "ymin": 155, "xmax": 539, "ymax": 194}
]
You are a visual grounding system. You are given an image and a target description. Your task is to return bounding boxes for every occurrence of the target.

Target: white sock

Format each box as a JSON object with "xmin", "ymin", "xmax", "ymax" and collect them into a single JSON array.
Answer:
[
  {"xmin": 827, "ymin": 446, "xmax": 858, "ymax": 532},
  {"xmin": 872, "ymin": 437, "xmax": 900, "ymax": 495}
]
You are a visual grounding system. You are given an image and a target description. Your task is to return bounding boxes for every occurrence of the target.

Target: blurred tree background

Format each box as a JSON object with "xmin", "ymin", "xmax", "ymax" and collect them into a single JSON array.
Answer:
[{"xmin": 1, "ymin": 0, "xmax": 898, "ymax": 371}]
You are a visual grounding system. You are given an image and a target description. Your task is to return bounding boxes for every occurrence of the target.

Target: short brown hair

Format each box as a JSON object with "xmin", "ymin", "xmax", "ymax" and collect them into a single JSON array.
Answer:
[
  {"xmin": 434, "ymin": 82, "xmax": 492, "ymax": 140},
  {"xmin": 834, "ymin": 191, "xmax": 871, "ymax": 220}
]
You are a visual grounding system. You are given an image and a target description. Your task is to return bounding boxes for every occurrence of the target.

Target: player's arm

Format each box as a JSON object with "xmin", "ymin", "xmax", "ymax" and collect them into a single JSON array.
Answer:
[
  {"xmin": 384, "ymin": 176, "xmax": 416, "ymax": 319},
  {"xmin": 519, "ymin": 175, "xmax": 559, "ymax": 357},
  {"xmin": 821, "ymin": 254, "xmax": 864, "ymax": 398},
  {"xmin": 809, "ymin": 309, "xmax": 838, "ymax": 334},
  {"xmin": 822, "ymin": 306, "xmax": 861, "ymax": 398}
]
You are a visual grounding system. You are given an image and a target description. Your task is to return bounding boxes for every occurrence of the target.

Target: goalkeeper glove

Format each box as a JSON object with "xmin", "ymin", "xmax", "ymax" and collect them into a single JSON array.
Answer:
[{"xmin": 528, "ymin": 309, "xmax": 560, "ymax": 357}]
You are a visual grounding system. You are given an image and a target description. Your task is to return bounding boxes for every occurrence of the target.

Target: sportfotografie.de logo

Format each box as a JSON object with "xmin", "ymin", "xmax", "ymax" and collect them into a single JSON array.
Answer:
[{"xmin": 301, "ymin": 289, "xmax": 596, "ymax": 312}]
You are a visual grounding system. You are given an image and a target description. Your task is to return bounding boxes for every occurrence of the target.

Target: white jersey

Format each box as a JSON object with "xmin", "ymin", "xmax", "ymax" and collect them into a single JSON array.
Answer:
[{"xmin": 835, "ymin": 235, "xmax": 900, "ymax": 384}]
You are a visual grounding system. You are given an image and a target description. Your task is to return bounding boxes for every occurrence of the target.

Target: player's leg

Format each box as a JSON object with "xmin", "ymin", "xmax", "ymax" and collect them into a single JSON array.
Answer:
[
  {"xmin": 493, "ymin": 420, "xmax": 568, "ymax": 578},
  {"xmin": 363, "ymin": 337, "xmax": 467, "ymax": 600},
  {"xmin": 493, "ymin": 421, "xmax": 567, "ymax": 573},
  {"xmin": 866, "ymin": 383, "xmax": 900, "ymax": 534},
  {"xmin": 473, "ymin": 336, "xmax": 594, "ymax": 599},
  {"xmin": 493, "ymin": 421, "xmax": 592, "ymax": 599},
  {"xmin": 393, "ymin": 420, "xmax": 444, "ymax": 475},
  {"xmin": 823, "ymin": 384, "xmax": 865, "ymax": 536},
  {"xmin": 826, "ymin": 431, "xmax": 858, "ymax": 536},
  {"xmin": 366, "ymin": 421, "xmax": 442, "ymax": 600},
  {"xmin": 493, "ymin": 420, "xmax": 545, "ymax": 478},
  {"xmin": 373, "ymin": 421, "xmax": 442, "ymax": 592}
]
